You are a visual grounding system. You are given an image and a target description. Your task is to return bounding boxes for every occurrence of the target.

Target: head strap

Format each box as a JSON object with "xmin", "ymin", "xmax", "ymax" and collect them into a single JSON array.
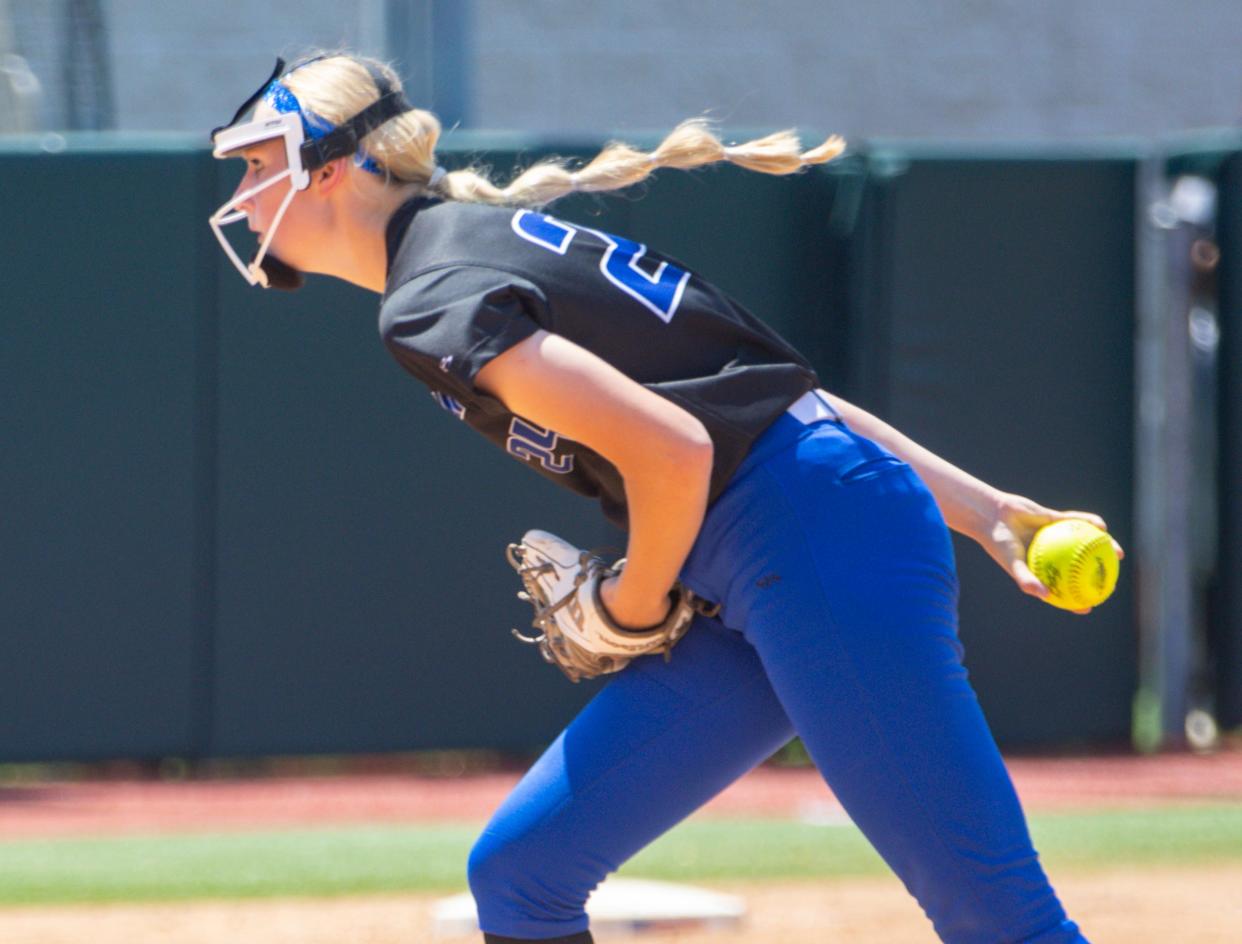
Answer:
[
  {"xmin": 212, "ymin": 56, "xmax": 410, "ymax": 171},
  {"xmin": 295, "ymin": 60, "xmax": 409, "ymax": 171}
]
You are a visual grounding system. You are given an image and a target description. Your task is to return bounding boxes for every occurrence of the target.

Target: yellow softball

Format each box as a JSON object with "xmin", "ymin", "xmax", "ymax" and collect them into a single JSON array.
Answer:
[{"xmin": 1026, "ymin": 519, "xmax": 1120, "ymax": 610}]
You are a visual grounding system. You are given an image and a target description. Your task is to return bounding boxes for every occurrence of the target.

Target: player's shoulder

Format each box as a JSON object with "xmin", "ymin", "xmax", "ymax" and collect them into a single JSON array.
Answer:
[
  {"xmin": 382, "ymin": 260, "xmax": 542, "ymax": 315},
  {"xmin": 379, "ymin": 246, "xmax": 548, "ymax": 342},
  {"xmin": 387, "ymin": 198, "xmax": 546, "ymax": 288},
  {"xmin": 391, "ymin": 197, "xmax": 526, "ymax": 257}
]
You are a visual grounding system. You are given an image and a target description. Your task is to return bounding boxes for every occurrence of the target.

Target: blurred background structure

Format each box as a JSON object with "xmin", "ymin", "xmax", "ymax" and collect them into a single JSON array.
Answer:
[
  {"xmin": 0, "ymin": 0, "xmax": 1240, "ymax": 138},
  {"xmin": 2, "ymin": 1, "xmax": 1242, "ymax": 765}
]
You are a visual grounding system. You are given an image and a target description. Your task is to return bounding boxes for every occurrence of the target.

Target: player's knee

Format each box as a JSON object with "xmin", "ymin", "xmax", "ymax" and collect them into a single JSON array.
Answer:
[
  {"xmin": 466, "ymin": 830, "xmax": 513, "ymax": 902},
  {"xmin": 467, "ymin": 831, "xmax": 555, "ymax": 913},
  {"xmin": 468, "ymin": 829, "xmax": 592, "ymax": 934}
]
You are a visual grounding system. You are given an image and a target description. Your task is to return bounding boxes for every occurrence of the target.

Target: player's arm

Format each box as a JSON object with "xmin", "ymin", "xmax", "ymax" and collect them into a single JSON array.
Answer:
[
  {"xmin": 818, "ymin": 390, "xmax": 1123, "ymax": 604},
  {"xmin": 476, "ymin": 329, "xmax": 713, "ymax": 628}
]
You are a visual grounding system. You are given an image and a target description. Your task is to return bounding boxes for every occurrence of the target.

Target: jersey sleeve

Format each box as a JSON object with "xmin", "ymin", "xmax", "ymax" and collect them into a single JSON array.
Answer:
[{"xmin": 379, "ymin": 265, "xmax": 547, "ymax": 402}]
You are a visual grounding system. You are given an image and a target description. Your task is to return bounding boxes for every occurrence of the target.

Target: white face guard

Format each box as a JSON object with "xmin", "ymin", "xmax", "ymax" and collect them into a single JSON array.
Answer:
[
  {"xmin": 209, "ymin": 112, "xmax": 311, "ymax": 288},
  {"xmin": 210, "ymin": 57, "xmax": 411, "ymax": 289}
]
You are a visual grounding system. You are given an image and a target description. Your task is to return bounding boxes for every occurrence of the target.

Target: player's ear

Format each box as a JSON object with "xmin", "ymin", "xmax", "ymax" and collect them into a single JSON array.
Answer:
[{"xmin": 312, "ymin": 157, "xmax": 349, "ymax": 194}]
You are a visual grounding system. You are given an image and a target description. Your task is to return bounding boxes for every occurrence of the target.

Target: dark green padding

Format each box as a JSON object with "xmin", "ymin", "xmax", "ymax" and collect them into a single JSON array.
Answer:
[
  {"xmin": 0, "ymin": 134, "xmax": 1155, "ymax": 760},
  {"xmin": 848, "ymin": 147, "xmax": 1138, "ymax": 745},
  {"xmin": 1212, "ymin": 149, "xmax": 1242, "ymax": 729},
  {"xmin": 0, "ymin": 141, "xmax": 210, "ymax": 760}
]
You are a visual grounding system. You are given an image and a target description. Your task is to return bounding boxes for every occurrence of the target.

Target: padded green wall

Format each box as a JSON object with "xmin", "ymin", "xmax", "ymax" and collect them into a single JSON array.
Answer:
[
  {"xmin": 1213, "ymin": 149, "xmax": 1242, "ymax": 729},
  {"xmin": 0, "ymin": 134, "xmax": 1148, "ymax": 760},
  {"xmin": 848, "ymin": 147, "xmax": 1139, "ymax": 746},
  {"xmin": 204, "ymin": 141, "xmax": 862, "ymax": 756},
  {"xmin": 0, "ymin": 140, "xmax": 211, "ymax": 759}
]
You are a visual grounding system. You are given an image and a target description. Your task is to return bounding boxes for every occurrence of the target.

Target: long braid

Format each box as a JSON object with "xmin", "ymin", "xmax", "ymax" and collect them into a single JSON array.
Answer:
[
  {"xmin": 439, "ymin": 119, "xmax": 845, "ymax": 207},
  {"xmin": 284, "ymin": 55, "xmax": 846, "ymax": 208}
]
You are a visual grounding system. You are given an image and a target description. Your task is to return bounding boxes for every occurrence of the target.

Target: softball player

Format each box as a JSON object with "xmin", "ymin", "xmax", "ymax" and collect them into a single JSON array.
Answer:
[{"xmin": 211, "ymin": 54, "xmax": 1117, "ymax": 944}]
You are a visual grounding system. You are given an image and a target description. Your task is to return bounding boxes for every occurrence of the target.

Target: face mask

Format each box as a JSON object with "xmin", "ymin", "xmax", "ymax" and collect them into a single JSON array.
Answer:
[{"xmin": 208, "ymin": 56, "xmax": 409, "ymax": 290}]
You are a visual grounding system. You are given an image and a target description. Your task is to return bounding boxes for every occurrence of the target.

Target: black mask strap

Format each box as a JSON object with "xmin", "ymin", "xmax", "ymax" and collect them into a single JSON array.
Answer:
[
  {"xmin": 214, "ymin": 57, "xmax": 407, "ymax": 292},
  {"xmin": 298, "ymin": 62, "xmax": 410, "ymax": 171}
]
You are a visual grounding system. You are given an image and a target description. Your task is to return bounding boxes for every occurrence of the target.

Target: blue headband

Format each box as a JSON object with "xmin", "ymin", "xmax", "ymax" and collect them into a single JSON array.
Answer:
[{"xmin": 262, "ymin": 82, "xmax": 385, "ymax": 176}]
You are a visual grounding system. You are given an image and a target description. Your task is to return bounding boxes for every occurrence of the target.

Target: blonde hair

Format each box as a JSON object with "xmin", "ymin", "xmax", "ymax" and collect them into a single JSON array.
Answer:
[{"xmin": 282, "ymin": 54, "xmax": 846, "ymax": 208}]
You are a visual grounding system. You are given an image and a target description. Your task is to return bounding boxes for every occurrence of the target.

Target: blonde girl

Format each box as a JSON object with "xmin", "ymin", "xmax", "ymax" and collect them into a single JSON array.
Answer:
[{"xmin": 210, "ymin": 54, "xmax": 1114, "ymax": 944}]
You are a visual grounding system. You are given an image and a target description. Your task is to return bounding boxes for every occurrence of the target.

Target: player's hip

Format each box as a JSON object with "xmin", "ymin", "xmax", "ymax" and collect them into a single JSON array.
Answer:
[{"xmin": 681, "ymin": 395, "xmax": 957, "ymax": 630}]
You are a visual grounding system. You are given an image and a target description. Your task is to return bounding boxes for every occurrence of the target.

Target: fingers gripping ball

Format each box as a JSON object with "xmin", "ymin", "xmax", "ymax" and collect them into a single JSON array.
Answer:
[{"xmin": 1027, "ymin": 520, "xmax": 1120, "ymax": 610}]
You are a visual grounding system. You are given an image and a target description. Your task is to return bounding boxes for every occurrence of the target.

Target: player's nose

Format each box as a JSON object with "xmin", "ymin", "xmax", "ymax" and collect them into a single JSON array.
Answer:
[
  {"xmin": 230, "ymin": 179, "xmax": 256, "ymax": 220},
  {"xmin": 230, "ymin": 168, "xmax": 257, "ymax": 204}
]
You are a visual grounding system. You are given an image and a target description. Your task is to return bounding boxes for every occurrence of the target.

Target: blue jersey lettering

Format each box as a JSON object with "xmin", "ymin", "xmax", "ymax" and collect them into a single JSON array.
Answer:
[
  {"xmin": 509, "ymin": 210, "xmax": 689, "ymax": 321},
  {"xmin": 431, "ymin": 390, "xmax": 466, "ymax": 420},
  {"xmin": 506, "ymin": 418, "xmax": 574, "ymax": 474}
]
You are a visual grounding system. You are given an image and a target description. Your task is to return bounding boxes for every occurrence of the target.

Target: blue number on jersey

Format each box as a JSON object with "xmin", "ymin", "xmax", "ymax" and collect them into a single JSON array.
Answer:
[
  {"xmin": 506, "ymin": 417, "xmax": 574, "ymax": 474},
  {"xmin": 510, "ymin": 209, "xmax": 575, "ymax": 255},
  {"xmin": 511, "ymin": 209, "xmax": 690, "ymax": 323}
]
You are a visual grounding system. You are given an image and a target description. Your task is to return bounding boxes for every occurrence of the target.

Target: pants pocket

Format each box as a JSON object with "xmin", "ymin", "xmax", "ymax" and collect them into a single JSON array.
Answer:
[{"xmin": 837, "ymin": 454, "xmax": 909, "ymax": 484}]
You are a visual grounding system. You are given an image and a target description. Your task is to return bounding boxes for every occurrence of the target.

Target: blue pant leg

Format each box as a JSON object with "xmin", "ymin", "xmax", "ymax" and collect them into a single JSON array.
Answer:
[
  {"xmin": 692, "ymin": 420, "xmax": 1087, "ymax": 944},
  {"xmin": 468, "ymin": 616, "xmax": 794, "ymax": 940}
]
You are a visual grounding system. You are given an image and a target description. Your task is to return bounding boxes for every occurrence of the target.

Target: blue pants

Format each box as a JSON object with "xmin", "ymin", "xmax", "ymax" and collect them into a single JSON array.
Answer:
[{"xmin": 470, "ymin": 410, "xmax": 1088, "ymax": 944}]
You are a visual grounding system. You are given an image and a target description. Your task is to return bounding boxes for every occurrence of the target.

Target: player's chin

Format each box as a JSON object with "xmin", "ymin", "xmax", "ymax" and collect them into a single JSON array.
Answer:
[
  {"xmin": 267, "ymin": 236, "xmax": 311, "ymax": 268},
  {"xmin": 262, "ymin": 239, "xmax": 299, "ymax": 270},
  {"xmin": 258, "ymin": 253, "xmax": 307, "ymax": 291}
]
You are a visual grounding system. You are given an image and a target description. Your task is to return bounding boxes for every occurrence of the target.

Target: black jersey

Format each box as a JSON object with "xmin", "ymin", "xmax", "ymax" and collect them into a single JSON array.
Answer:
[{"xmin": 378, "ymin": 197, "xmax": 819, "ymax": 529}]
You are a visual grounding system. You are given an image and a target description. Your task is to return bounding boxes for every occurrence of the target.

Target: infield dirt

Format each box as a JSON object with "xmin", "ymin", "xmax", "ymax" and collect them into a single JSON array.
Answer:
[
  {"xmin": 2, "ymin": 749, "xmax": 1240, "ymax": 942},
  {"xmin": 0, "ymin": 864, "xmax": 1237, "ymax": 943}
]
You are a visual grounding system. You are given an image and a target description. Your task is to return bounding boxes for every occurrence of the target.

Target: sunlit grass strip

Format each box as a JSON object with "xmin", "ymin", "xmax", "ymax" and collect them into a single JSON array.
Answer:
[
  {"xmin": 0, "ymin": 825, "xmax": 477, "ymax": 905},
  {"xmin": 0, "ymin": 805, "xmax": 1239, "ymax": 906}
]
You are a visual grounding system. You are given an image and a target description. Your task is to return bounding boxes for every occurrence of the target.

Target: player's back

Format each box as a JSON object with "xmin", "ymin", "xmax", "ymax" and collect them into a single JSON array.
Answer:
[{"xmin": 383, "ymin": 197, "xmax": 812, "ymax": 388}]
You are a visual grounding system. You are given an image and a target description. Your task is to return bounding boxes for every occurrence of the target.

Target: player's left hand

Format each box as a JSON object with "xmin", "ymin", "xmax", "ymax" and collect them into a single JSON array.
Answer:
[
  {"xmin": 505, "ymin": 530, "xmax": 716, "ymax": 682},
  {"xmin": 980, "ymin": 493, "xmax": 1125, "ymax": 615},
  {"xmin": 599, "ymin": 574, "xmax": 675, "ymax": 629}
]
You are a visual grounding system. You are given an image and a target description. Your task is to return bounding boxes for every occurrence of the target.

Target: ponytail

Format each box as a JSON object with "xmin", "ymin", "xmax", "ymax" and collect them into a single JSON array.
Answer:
[
  {"xmin": 283, "ymin": 55, "xmax": 846, "ymax": 208},
  {"xmin": 438, "ymin": 119, "xmax": 845, "ymax": 207}
]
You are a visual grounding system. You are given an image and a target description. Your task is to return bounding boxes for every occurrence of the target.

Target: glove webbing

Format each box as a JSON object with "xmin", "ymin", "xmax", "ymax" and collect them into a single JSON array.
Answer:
[{"xmin": 506, "ymin": 546, "xmax": 610, "ymax": 646}]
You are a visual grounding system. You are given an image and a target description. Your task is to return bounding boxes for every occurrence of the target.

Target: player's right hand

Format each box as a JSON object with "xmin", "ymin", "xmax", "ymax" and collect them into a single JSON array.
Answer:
[{"xmin": 980, "ymin": 493, "xmax": 1125, "ymax": 615}]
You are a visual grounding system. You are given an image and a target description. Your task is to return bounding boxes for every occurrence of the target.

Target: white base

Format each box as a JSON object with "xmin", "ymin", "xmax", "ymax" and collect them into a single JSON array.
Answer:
[{"xmin": 432, "ymin": 877, "xmax": 747, "ymax": 937}]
